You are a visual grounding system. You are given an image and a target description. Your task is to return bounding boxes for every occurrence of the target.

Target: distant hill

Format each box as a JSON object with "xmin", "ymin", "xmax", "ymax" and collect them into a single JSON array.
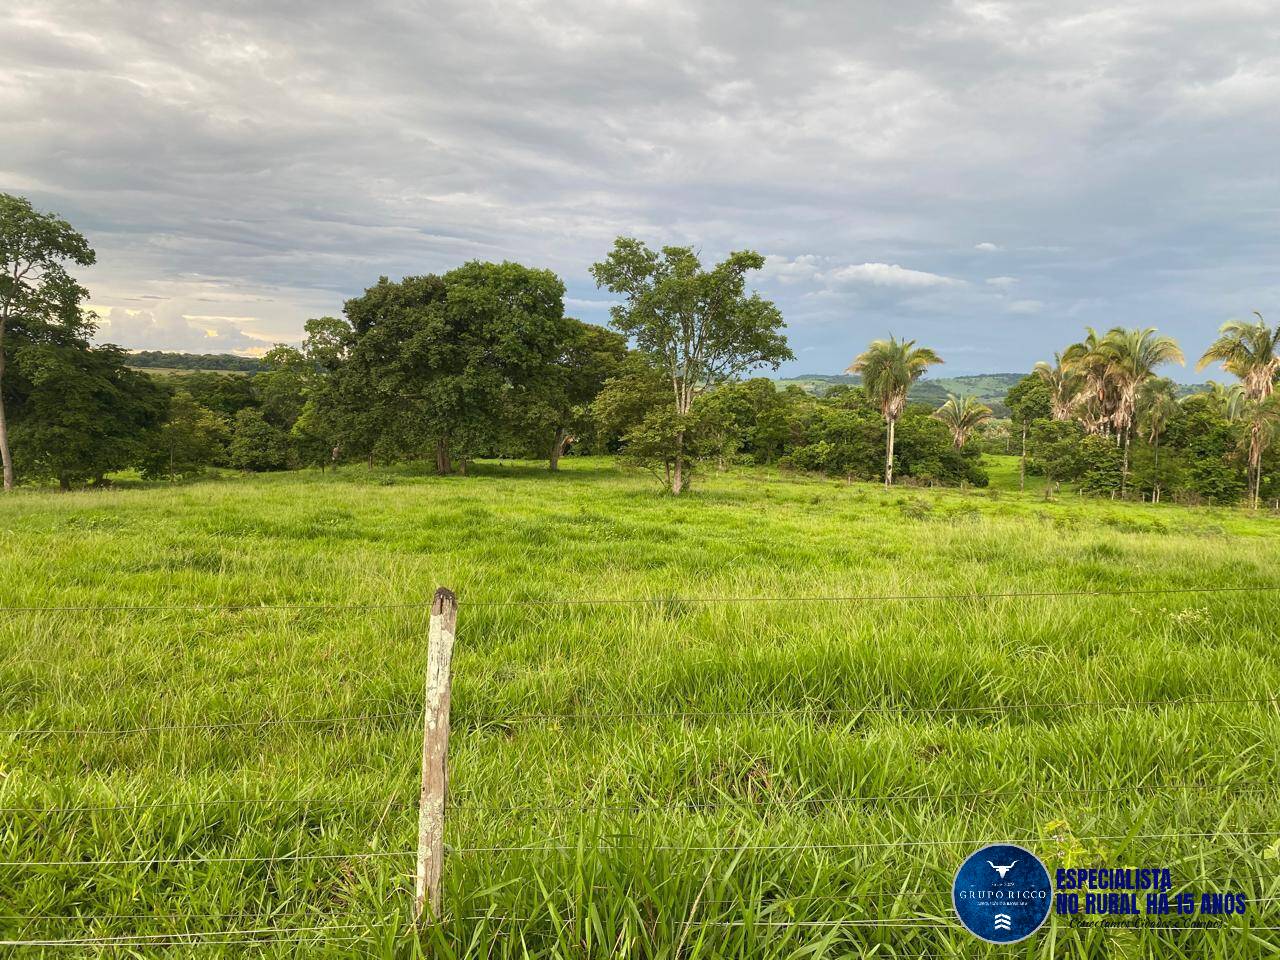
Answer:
[
  {"xmin": 127, "ymin": 351, "xmax": 262, "ymax": 373},
  {"xmin": 778, "ymin": 373, "xmax": 1025, "ymax": 417},
  {"xmin": 778, "ymin": 372, "xmax": 1215, "ymax": 419}
]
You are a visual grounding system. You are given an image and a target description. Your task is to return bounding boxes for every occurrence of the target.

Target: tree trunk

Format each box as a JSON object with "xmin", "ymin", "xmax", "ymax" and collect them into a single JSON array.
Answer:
[
  {"xmin": 549, "ymin": 429, "xmax": 569, "ymax": 472},
  {"xmin": 1252, "ymin": 425, "xmax": 1263, "ymax": 510},
  {"xmin": 884, "ymin": 417, "xmax": 895, "ymax": 487},
  {"xmin": 59, "ymin": 474, "xmax": 70, "ymax": 492},
  {"xmin": 0, "ymin": 336, "xmax": 12, "ymax": 491},
  {"xmin": 434, "ymin": 438, "xmax": 451, "ymax": 475},
  {"xmin": 1121, "ymin": 429, "xmax": 1130, "ymax": 497},
  {"xmin": 1152, "ymin": 436, "xmax": 1160, "ymax": 504},
  {"xmin": 367, "ymin": 451, "xmax": 374, "ymax": 469},
  {"xmin": 672, "ymin": 429, "xmax": 685, "ymax": 495},
  {"xmin": 1019, "ymin": 424, "xmax": 1027, "ymax": 493}
]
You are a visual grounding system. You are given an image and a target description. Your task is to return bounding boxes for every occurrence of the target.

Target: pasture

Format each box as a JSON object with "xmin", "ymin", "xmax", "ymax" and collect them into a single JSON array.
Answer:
[{"xmin": 1, "ymin": 457, "xmax": 1278, "ymax": 957}]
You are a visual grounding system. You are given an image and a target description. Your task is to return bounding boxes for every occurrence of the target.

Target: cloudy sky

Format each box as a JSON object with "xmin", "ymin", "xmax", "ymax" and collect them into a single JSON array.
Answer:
[{"xmin": 3, "ymin": 1, "xmax": 1278, "ymax": 375}]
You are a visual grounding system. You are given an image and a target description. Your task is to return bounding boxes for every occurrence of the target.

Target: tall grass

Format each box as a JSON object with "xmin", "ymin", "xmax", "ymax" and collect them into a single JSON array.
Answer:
[{"xmin": 0, "ymin": 456, "xmax": 1277, "ymax": 957}]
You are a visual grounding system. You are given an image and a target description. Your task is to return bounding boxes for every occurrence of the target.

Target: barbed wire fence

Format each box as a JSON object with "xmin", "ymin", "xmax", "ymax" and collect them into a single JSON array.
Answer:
[{"xmin": 1, "ymin": 584, "xmax": 1279, "ymax": 949}]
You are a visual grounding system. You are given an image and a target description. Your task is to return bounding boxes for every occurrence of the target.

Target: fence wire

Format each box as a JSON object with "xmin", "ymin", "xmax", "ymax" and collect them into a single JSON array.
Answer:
[{"xmin": 2, "ymin": 585, "xmax": 1278, "ymax": 943}]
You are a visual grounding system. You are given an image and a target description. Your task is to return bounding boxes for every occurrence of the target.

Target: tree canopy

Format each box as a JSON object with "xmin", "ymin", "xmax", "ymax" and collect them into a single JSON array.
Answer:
[{"xmin": 591, "ymin": 238, "xmax": 792, "ymax": 493}]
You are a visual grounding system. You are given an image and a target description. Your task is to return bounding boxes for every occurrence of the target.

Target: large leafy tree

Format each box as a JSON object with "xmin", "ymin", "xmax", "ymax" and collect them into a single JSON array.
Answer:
[
  {"xmin": 11, "ymin": 340, "xmax": 166, "ymax": 488},
  {"xmin": 288, "ymin": 316, "xmax": 353, "ymax": 470},
  {"xmin": 591, "ymin": 238, "xmax": 792, "ymax": 494},
  {"xmin": 511, "ymin": 320, "xmax": 627, "ymax": 470},
  {"xmin": 847, "ymin": 336, "xmax": 942, "ymax": 486},
  {"xmin": 0, "ymin": 194, "xmax": 96, "ymax": 490},
  {"xmin": 340, "ymin": 262, "xmax": 574, "ymax": 473}
]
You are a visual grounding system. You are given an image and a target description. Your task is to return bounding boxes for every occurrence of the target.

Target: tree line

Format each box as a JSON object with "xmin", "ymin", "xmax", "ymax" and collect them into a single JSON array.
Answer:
[
  {"xmin": 1, "ymin": 193, "xmax": 1275, "ymax": 505},
  {"xmin": 1005, "ymin": 322, "xmax": 1280, "ymax": 507}
]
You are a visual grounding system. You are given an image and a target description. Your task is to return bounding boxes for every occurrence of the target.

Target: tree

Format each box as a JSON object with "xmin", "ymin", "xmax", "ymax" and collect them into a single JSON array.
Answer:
[
  {"xmin": 1230, "ymin": 394, "xmax": 1280, "ymax": 509},
  {"xmin": 254, "ymin": 344, "xmax": 311, "ymax": 432},
  {"xmin": 0, "ymin": 194, "xmax": 96, "ymax": 489},
  {"xmin": 511, "ymin": 320, "xmax": 627, "ymax": 470},
  {"xmin": 1098, "ymin": 327, "xmax": 1184, "ymax": 493},
  {"xmin": 590, "ymin": 355, "xmax": 679, "ymax": 484},
  {"xmin": 11, "ymin": 340, "xmax": 166, "ymax": 489},
  {"xmin": 1062, "ymin": 328, "xmax": 1117, "ymax": 437},
  {"xmin": 1027, "ymin": 419, "xmax": 1087, "ymax": 497},
  {"xmin": 341, "ymin": 262, "xmax": 572, "ymax": 474},
  {"xmin": 847, "ymin": 336, "xmax": 942, "ymax": 486},
  {"xmin": 931, "ymin": 394, "xmax": 992, "ymax": 449},
  {"xmin": 139, "ymin": 389, "xmax": 229, "ymax": 480},
  {"xmin": 1198, "ymin": 312, "xmax": 1280, "ymax": 401},
  {"xmin": 1032, "ymin": 353, "xmax": 1080, "ymax": 421},
  {"xmin": 591, "ymin": 238, "xmax": 792, "ymax": 494},
  {"xmin": 1137, "ymin": 378, "xmax": 1179, "ymax": 503},
  {"xmin": 1165, "ymin": 394, "xmax": 1247, "ymax": 504},
  {"xmin": 1198, "ymin": 313, "xmax": 1280, "ymax": 508},
  {"xmin": 1005, "ymin": 374, "xmax": 1051, "ymax": 492},
  {"xmin": 161, "ymin": 370, "xmax": 256, "ymax": 420},
  {"xmin": 228, "ymin": 408, "xmax": 291, "ymax": 471}
]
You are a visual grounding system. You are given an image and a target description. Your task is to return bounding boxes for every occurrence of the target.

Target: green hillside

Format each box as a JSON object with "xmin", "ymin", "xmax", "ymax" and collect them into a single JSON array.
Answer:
[{"xmin": 778, "ymin": 373, "xmax": 1025, "ymax": 416}]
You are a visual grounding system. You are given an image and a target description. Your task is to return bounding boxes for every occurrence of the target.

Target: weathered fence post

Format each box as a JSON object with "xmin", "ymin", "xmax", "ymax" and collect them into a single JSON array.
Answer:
[{"xmin": 414, "ymin": 586, "xmax": 457, "ymax": 923}]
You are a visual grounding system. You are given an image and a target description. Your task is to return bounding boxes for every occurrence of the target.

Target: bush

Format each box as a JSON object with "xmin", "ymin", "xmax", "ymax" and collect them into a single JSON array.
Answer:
[
  {"xmin": 228, "ymin": 408, "xmax": 292, "ymax": 471},
  {"xmin": 779, "ymin": 401, "xmax": 987, "ymax": 487},
  {"xmin": 1076, "ymin": 435, "xmax": 1123, "ymax": 495}
]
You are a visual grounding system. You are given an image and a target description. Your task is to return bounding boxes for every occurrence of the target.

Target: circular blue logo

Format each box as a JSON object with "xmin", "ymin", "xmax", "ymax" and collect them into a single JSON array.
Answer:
[{"xmin": 952, "ymin": 843, "xmax": 1052, "ymax": 944}]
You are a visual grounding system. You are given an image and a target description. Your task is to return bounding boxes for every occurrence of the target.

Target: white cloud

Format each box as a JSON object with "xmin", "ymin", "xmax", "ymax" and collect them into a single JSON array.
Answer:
[
  {"xmin": 828, "ymin": 262, "xmax": 962, "ymax": 289},
  {"xmin": 1006, "ymin": 299, "xmax": 1044, "ymax": 315},
  {"xmin": 985, "ymin": 276, "xmax": 1018, "ymax": 287},
  {"xmin": 90, "ymin": 304, "xmax": 284, "ymax": 353},
  {"xmin": 762, "ymin": 254, "xmax": 823, "ymax": 284},
  {"xmin": 974, "ymin": 242, "xmax": 1002, "ymax": 252}
]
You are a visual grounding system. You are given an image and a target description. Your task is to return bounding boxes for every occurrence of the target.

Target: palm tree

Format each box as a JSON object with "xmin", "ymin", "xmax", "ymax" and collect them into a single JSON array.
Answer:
[
  {"xmin": 1198, "ymin": 313, "xmax": 1280, "ymax": 509},
  {"xmin": 1062, "ymin": 328, "xmax": 1116, "ymax": 436},
  {"xmin": 847, "ymin": 336, "xmax": 943, "ymax": 486},
  {"xmin": 1099, "ymin": 327, "xmax": 1184, "ymax": 494},
  {"xmin": 1233, "ymin": 394, "xmax": 1280, "ymax": 509},
  {"xmin": 1198, "ymin": 312, "xmax": 1280, "ymax": 400},
  {"xmin": 1032, "ymin": 353, "xmax": 1080, "ymax": 421},
  {"xmin": 1204, "ymin": 381, "xmax": 1246, "ymax": 420},
  {"xmin": 932, "ymin": 394, "xmax": 992, "ymax": 449},
  {"xmin": 1138, "ymin": 378, "xmax": 1179, "ymax": 503}
]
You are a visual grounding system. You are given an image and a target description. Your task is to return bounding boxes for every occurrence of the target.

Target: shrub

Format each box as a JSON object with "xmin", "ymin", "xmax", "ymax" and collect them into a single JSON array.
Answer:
[{"xmin": 228, "ymin": 408, "xmax": 292, "ymax": 472}]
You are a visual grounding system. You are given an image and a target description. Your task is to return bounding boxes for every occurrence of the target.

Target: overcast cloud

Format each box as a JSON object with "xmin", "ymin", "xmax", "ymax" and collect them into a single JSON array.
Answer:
[{"xmin": 3, "ymin": 1, "xmax": 1278, "ymax": 375}]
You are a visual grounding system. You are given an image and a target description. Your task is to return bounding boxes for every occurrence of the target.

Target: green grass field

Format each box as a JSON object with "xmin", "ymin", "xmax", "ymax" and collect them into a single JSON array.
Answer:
[{"xmin": 1, "ymin": 457, "xmax": 1278, "ymax": 957}]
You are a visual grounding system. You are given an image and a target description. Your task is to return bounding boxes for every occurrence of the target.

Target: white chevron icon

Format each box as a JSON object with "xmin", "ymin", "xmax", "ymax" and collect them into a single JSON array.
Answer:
[{"xmin": 993, "ymin": 913, "xmax": 1012, "ymax": 931}]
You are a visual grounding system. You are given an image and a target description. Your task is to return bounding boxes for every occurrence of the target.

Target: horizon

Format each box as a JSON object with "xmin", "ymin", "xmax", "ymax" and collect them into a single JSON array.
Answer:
[
  {"xmin": 5, "ymin": 2, "xmax": 1277, "ymax": 377},
  {"xmin": 125, "ymin": 348, "xmax": 1230, "ymax": 388}
]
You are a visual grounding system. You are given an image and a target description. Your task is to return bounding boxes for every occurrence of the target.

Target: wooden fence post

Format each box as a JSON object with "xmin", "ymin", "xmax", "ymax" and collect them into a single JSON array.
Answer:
[{"xmin": 415, "ymin": 586, "xmax": 457, "ymax": 923}]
